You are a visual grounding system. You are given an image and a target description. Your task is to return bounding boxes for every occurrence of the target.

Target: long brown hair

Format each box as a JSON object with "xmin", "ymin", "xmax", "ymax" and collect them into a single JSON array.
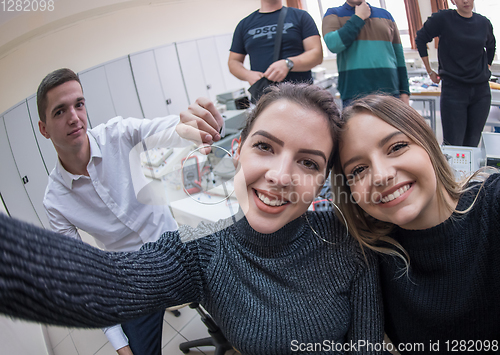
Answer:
[{"xmin": 332, "ymin": 95, "xmax": 461, "ymax": 265}]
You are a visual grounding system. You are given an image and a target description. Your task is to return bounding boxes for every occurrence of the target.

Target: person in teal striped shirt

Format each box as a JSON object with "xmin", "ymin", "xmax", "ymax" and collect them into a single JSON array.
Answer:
[{"xmin": 322, "ymin": 1, "xmax": 410, "ymax": 108}]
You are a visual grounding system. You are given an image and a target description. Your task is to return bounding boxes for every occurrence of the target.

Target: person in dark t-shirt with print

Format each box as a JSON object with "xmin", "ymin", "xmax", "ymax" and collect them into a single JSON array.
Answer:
[{"xmin": 229, "ymin": 0, "xmax": 323, "ymax": 91}]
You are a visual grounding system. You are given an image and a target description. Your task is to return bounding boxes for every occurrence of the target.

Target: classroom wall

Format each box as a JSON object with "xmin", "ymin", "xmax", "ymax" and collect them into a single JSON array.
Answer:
[{"xmin": 0, "ymin": 0, "xmax": 262, "ymax": 114}]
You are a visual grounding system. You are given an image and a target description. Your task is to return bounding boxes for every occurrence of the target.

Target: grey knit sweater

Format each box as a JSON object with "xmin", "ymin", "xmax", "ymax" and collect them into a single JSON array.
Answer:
[
  {"xmin": 381, "ymin": 173, "xmax": 500, "ymax": 353},
  {"xmin": 0, "ymin": 211, "xmax": 383, "ymax": 354}
]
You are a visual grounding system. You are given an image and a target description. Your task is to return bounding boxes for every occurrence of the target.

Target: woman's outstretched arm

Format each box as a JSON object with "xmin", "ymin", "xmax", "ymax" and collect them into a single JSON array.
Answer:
[{"xmin": 0, "ymin": 213, "xmax": 201, "ymax": 328}]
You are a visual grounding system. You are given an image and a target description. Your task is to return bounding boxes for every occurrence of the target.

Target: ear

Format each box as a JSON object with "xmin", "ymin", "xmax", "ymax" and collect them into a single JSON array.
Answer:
[
  {"xmin": 38, "ymin": 120, "xmax": 50, "ymax": 139},
  {"xmin": 232, "ymin": 145, "xmax": 241, "ymax": 169}
]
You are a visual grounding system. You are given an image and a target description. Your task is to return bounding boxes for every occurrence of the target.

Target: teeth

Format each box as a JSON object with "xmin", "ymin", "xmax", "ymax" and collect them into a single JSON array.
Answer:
[
  {"xmin": 257, "ymin": 191, "xmax": 287, "ymax": 207},
  {"xmin": 381, "ymin": 184, "xmax": 410, "ymax": 203}
]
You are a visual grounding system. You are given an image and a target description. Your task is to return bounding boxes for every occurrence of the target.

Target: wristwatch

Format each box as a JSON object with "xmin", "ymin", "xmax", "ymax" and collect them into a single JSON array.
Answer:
[{"xmin": 285, "ymin": 58, "xmax": 294, "ymax": 71}]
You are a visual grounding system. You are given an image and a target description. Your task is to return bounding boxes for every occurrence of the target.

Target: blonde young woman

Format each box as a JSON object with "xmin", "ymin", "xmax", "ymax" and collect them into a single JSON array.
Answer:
[
  {"xmin": 332, "ymin": 94, "xmax": 500, "ymax": 353},
  {"xmin": 0, "ymin": 84, "xmax": 384, "ymax": 355}
]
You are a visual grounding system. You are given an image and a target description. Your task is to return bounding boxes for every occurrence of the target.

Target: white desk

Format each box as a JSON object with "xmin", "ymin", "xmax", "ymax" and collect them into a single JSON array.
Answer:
[
  {"xmin": 410, "ymin": 91, "xmax": 440, "ymax": 134},
  {"xmin": 170, "ymin": 193, "xmax": 239, "ymax": 228},
  {"xmin": 167, "ymin": 176, "xmax": 238, "ymax": 228},
  {"xmin": 491, "ymin": 88, "xmax": 500, "ymax": 106}
]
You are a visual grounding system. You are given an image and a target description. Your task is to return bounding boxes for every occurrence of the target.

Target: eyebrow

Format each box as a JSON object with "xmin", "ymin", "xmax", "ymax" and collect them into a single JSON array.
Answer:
[
  {"xmin": 379, "ymin": 131, "xmax": 404, "ymax": 148},
  {"xmin": 251, "ymin": 130, "xmax": 284, "ymax": 146},
  {"xmin": 342, "ymin": 130, "xmax": 405, "ymax": 171},
  {"xmin": 51, "ymin": 97, "xmax": 85, "ymax": 117},
  {"xmin": 252, "ymin": 130, "xmax": 327, "ymax": 162},
  {"xmin": 298, "ymin": 149, "xmax": 327, "ymax": 162}
]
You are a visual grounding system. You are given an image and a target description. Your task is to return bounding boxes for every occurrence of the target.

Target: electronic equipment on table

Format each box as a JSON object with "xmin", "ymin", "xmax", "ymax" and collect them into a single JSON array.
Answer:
[
  {"xmin": 140, "ymin": 148, "xmax": 174, "ymax": 179},
  {"xmin": 481, "ymin": 132, "xmax": 500, "ymax": 168},
  {"xmin": 441, "ymin": 145, "xmax": 485, "ymax": 181},
  {"xmin": 180, "ymin": 147, "xmax": 236, "ymax": 200},
  {"xmin": 141, "ymin": 147, "xmax": 189, "ymax": 180},
  {"xmin": 169, "ymin": 145, "xmax": 238, "ymax": 227},
  {"xmin": 221, "ymin": 110, "xmax": 247, "ymax": 134},
  {"xmin": 216, "ymin": 88, "xmax": 250, "ymax": 111}
]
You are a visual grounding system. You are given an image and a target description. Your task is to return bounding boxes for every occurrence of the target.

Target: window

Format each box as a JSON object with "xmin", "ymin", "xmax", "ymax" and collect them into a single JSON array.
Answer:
[
  {"xmin": 383, "ymin": 0, "xmax": 411, "ymax": 48},
  {"xmin": 473, "ymin": 0, "xmax": 500, "ymax": 51}
]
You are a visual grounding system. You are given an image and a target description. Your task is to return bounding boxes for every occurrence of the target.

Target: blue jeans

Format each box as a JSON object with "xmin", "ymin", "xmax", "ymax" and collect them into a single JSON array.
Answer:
[
  {"xmin": 440, "ymin": 78, "xmax": 491, "ymax": 147},
  {"xmin": 121, "ymin": 310, "xmax": 164, "ymax": 355}
]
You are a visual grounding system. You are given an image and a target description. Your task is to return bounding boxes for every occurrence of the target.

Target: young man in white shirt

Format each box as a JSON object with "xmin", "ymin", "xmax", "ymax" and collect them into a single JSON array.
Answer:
[{"xmin": 37, "ymin": 68, "xmax": 224, "ymax": 355}]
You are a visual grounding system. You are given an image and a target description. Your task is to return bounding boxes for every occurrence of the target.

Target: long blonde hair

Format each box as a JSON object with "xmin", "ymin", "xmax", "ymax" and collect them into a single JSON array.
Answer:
[{"xmin": 332, "ymin": 95, "xmax": 466, "ymax": 265}]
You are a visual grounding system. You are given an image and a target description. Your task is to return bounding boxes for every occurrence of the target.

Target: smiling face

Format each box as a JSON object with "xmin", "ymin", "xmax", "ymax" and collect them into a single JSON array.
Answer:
[
  {"xmin": 233, "ymin": 99, "xmax": 334, "ymax": 234},
  {"xmin": 339, "ymin": 112, "xmax": 444, "ymax": 230},
  {"xmin": 38, "ymin": 80, "xmax": 88, "ymax": 155}
]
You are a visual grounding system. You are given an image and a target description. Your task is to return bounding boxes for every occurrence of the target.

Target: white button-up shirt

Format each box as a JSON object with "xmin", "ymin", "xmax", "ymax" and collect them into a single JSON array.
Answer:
[
  {"xmin": 43, "ymin": 115, "xmax": 192, "ymax": 350},
  {"xmin": 44, "ymin": 115, "xmax": 191, "ymax": 251}
]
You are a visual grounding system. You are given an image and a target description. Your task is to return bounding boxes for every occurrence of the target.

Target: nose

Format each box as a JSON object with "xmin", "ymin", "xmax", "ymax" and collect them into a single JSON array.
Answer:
[
  {"xmin": 265, "ymin": 157, "xmax": 293, "ymax": 188},
  {"xmin": 371, "ymin": 158, "xmax": 396, "ymax": 186},
  {"xmin": 67, "ymin": 107, "xmax": 79, "ymax": 124}
]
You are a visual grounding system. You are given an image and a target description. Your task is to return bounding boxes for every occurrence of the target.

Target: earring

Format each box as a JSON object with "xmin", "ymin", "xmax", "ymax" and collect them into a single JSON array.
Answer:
[{"xmin": 305, "ymin": 196, "xmax": 349, "ymax": 245}]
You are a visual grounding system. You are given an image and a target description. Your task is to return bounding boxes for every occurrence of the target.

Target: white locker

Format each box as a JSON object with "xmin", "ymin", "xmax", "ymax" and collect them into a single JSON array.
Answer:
[
  {"xmin": 78, "ymin": 65, "xmax": 116, "ymax": 128},
  {"xmin": 129, "ymin": 50, "xmax": 169, "ymax": 119},
  {"xmin": 1, "ymin": 102, "xmax": 49, "ymax": 228},
  {"xmin": 27, "ymin": 95, "xmax": 58, "ymax": 174},
  {"xmin": 176, "ymin": 40, "xmax": 210, "ymax": 103},
  {"xmin": 0, "ymin": 116, "xmax": 41, "ymax": 226},
  {"xmin": 78, "ymin": 57, "xmax": 143, "ymax": 127},
  {"xmin": 214, "ymin": 33, "xmax": 250, "ymax": 92},
  {"xmin": 103, "ymin": 57, "xmax": 143, "ymax": 119},
  {"xmin": 130, "ymin": 44, "xmax": 189, "ymax": 118},
  {"xmin": 153, "ymin": 44, "xmax": 190, "ymax": 115},
  {"xmin": 196, "ymin": 37, "xmax": 227, "ymax": 102}
]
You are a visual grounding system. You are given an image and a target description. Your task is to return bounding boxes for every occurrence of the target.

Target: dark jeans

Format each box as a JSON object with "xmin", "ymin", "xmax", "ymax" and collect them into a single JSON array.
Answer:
[
  {"xmin": 440, "ymin": 78, "xmax": 491, "ymax": 147},
  {"xmin": 121, "ymin": 310, "xmax": 165, "ymax": 355}
]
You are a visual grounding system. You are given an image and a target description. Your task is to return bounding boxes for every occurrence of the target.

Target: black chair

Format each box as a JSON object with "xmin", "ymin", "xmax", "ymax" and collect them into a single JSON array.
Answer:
[{"xmin": 179, "ymin": 303, "xmax": 233, "ymax": 355}]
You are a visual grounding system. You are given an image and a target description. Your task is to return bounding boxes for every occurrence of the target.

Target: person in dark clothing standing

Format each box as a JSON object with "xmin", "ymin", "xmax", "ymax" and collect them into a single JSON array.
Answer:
[
  {"xmin": 228, "ymin": 0, "xmax": 323, "ymax": 100},
  {"xmin": 415, "ymin": 0, "xmax": 496, "ymax": 147}
]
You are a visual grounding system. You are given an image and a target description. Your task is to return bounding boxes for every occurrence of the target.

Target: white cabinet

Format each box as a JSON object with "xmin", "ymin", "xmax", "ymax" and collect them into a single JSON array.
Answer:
[
  {"xmin": 177, "ymin": 37, "xmax": 228, "ymax": 103},
  {"xmin": 130, "ymin": 44, "xmax": 189, "ymax": 118},
  {"xmin": 0, "ymin": 102, "xmax": 48, "ymax": 228},
  {"xmin": 104, "ymin": 57, "xmax": 143, "ymax": 119},
  {"xmin": 27, "ymin": 95, "xmax": 58, "ymax": 173},
  {"xmin": 176, "ymin": 40, "xmax": 210, "ymax": 103},
  {"xmin": 78, "ymin": 65, "xmax": 115, "ymax": 128},
  {"xmin": 214, "ymin": 33, "xmax": 250, "ymax": 92},
  {"xmin": 78, "ymin": 57, "xmax": 143, "ymax": 128}
]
